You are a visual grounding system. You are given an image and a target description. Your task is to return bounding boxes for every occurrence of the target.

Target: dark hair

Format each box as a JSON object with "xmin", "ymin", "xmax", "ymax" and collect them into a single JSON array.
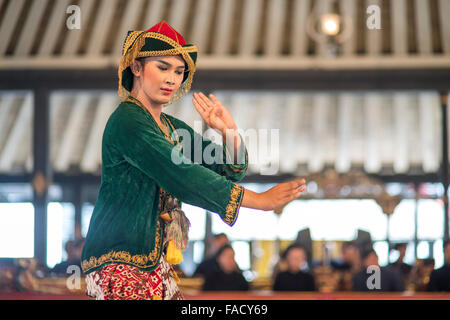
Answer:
[
  {"xmin": 65, "ymin": 238, "xmax": 84, "ymax": 252},
  {"xmin": 281, "ymin": 243, "xmax": 306, "ymax": 260},
  {"xmin": 392, "ymin": 242, "xmax": 408, "ymax": 251},
  {"xmin": 65, "ymin": 240, "xmax": 74, "ymax": 252},
  {"xmin": 342, "ymin": 241, "xmax": 357, "ymax": 251},
  {"xmin": 360, "ymin": 248, "xmax": 377, "ymax": 261},
  {"xmin": 213, "ymin": 233, "xmax": 228, "ymax": 240}
]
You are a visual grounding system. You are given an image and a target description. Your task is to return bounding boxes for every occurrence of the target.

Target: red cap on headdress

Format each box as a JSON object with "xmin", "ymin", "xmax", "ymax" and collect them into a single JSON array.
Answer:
[{"xmin": 147, "ymin": 21, "xmax": 186, "ymax": 46}]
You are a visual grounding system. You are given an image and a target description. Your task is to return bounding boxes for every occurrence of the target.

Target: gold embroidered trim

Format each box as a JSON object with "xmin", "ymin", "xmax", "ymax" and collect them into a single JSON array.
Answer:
[
  {"xmin": 121, "ymin": 31, "xmax": 146, "ymax": 56},
  {"xmin": 81, "ymin": 219, "xmax": 164, "ymax": 273},
  {"xmin": 223, "ymin": 183, "xmax": 244, "ymax": 226},
  {"xmin": 161, "ymin": 113, "xmax": 183, "ymax": 152}
]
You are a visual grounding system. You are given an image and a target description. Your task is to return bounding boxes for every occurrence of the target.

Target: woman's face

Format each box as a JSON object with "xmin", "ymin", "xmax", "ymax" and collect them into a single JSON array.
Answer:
[
  {"xmin": 132, "ymin": 55, "xmax": 185, "ymax": 105},
  {"xmin": 286, "ymin": 248, "xmax": 306, "ymax": 272},
  {"xmin": 217, "ymin": 247, "xmax": 237, "ymax": 274}
]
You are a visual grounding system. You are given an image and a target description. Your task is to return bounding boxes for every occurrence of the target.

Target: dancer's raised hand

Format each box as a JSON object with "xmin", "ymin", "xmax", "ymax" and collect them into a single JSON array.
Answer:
[{"xmin": 192, "ymin": 92, "xmax": 237, "ymax": 135}]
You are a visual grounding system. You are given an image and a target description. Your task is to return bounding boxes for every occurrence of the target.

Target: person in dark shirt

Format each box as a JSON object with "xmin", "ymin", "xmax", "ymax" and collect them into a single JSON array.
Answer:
[
  {"xmin": 428, "ymin": 241, "xmax": 450, "ymax": 292},
  {"xmin": 352, "ymin": 248, "xmax": 404, "ymax": 292},
  {"xmin": 273, "ymin": 243, "xmax": 315, "ymax": 291},
  {"xmin": 51, "ymin": 238, "xmax": 84, "ymax": 276},
  {"xmin": 331, "ymin": 241, "xmax": 361, "ymax": 272},
  {"xmin": 193, "ymin": 233, "xmax": 229, "ymax": 277},
  {"xmin": 202, "ymin": 244, "xmax": 249, "ymax": 291},
  {"xmin": 389, "ymin": 243, "xmax": 412, "ymax": 281}
]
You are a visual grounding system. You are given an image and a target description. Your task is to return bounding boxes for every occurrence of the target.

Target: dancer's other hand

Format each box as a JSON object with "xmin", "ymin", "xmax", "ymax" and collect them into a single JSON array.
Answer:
[{"xmin": 241, "ymin": 179, "xmax": 307, "ymax": 211}]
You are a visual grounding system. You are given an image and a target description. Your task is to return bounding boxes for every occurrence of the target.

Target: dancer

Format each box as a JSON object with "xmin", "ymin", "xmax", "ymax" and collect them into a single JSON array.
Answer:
[{"xmin": 81, "ymin": 21, "xmax": 306, "ymax": 300}]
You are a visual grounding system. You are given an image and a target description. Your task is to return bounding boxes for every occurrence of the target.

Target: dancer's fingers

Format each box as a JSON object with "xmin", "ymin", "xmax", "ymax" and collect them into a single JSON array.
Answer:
[
  {"xmin": 209, "ymin": 94, "xmax": 221, "ymax": 106},
  {"xmin": 197, "ymin": 92, "xmax": 214, "ymax": 109},
  {"xmin": 281, "ymin": 185, "xmax": 306, "ymax": 200},
  {"xmin": 194, "ymin": 92, "xmax": 211, "ymax": 112},
  {"xmin": 287, "ymin": 179, "xmax": 306, "ymax": 190},
  {"xmin": 192, "ymin": 96, "xmax": 206, "ymax": 114},
  {"xmin": 289, "ymin": 185, "xmax": 306, "ymax": 200}
]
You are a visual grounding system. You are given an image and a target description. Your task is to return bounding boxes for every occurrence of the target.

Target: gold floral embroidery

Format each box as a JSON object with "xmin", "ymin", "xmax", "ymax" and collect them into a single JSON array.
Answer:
[
  {"xmin": 223, "ymin": 183, "xmax": 244, "ymax": 226},
  {"xmin": 81, "ymin": 217, "xmax": 164, "ymax": 273}
]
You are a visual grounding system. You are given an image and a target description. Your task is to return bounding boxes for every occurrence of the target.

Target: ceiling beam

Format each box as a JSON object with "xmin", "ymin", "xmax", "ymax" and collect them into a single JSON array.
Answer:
[
  {"xmin": 0, "ymin": 0, "xmax": 26, "ymax": 55},
  {"xmin": 15, "ymin": 0, "xmax": 49, "ymax": 56},
  {"xmin": 62, "ymin": 0, "xmax": 96, "ymax": 56},
  {"xmin": 291, "ymin": 0, "xmax": 310, "ymax": 56},
  {"xmin": 0, "ymin": 94, "xmax": 32, "ymax": 171},
  {"xmin": 414, "ymin": 0, "xmax": 433, "ymax": 55},
  {"xmin": 37, "ymin": 0, "xmax": 72, "ymax": 56},
  {"xmin": 84, "ymin": 0, "xmax": 118, "ymax": 56},
  {"xmin": 111, "ymin": 0, "xmax": 145, "ymax": 57},
  {"xmin": 1, "ymin": 68, "xmax": 450, "ymax": 91},
  {"xmin": 211, "ymin": 0, "xmax": 235, "ymax": 55},
  {"xmin": 239, "ymin": 0, "xmax": 264, "ymax": 56}
]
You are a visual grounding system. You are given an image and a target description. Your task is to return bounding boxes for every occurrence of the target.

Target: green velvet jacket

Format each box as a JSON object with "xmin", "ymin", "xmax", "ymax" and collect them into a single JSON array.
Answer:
[{"xmin": 81, "ymin": 97, "xmax": 248, "ymax": 274}]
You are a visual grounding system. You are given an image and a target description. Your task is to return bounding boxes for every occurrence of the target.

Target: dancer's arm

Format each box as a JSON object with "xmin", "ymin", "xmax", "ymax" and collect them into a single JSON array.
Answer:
[
  {"xmin": 241, "ymin": 179, "xmax": 307, "ymax": 211},
  {"xmin": 114, "ymin": 104, "xmax": 245, "ymax": 226},
  {"xmin": 167, "ymin": 114, "xmax": 248, "ymax": 182},
  {"xmin": 192, "ymin": 92, "xmax": 248, "ymax": 163}
]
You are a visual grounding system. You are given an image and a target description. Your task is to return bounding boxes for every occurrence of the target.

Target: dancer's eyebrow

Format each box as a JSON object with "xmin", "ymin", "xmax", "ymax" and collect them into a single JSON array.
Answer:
[{"xmin": 156, "ymin": 59, "xmax": 185, "ymax": 69}]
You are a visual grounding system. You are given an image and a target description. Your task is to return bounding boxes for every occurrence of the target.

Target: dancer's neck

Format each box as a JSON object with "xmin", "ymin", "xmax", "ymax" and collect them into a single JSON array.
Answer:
[{"xmin": 130, "ymin": 90, "xmax": 163, "ymax": 126}]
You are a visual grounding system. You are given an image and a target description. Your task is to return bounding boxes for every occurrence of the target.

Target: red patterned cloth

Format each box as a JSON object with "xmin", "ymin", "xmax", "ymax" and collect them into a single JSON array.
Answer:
[{"xmin": 85, "ymin": 256, "xmax": 183, "ymax": 300}]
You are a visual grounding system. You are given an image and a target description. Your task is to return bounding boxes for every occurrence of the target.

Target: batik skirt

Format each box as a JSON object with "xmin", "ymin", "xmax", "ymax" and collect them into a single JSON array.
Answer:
[{"xmin": 85, "ymin": 255, "xmax": 183, "ymax": 300}]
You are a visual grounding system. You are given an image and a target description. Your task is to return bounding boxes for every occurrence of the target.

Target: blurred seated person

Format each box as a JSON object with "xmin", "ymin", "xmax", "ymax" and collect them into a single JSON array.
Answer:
[
  {"xmin": 331, "ymin": 241, "xmax": 361, "ymax": 272},
  {"xmin": 352, "ymin": 248, "xmax": 405, "ymax": 292},
  {"xmin": 193, "ymin": 233, "xmax": 229, "ymax": 277},
  {"xmin": 202, "ymin": 244, "xmax": 249, "ymax": 291},
  {"xmin": 51, "ymin": 238, "xmax": 84, "ymax": 276},
  {"xmin": 330, "ymin": 241, "xmax": 361, "ymax": 291},
  {"xmin": 428, "ymin": 241, "xmax": 450, "ymax": 292},
  {"xmin": 273, "ymin": 244, "xmax": 316, "ymax": 292},
  {"xmin": 389, "ymin": 243, "xmax": 412, "ymax": 281}
]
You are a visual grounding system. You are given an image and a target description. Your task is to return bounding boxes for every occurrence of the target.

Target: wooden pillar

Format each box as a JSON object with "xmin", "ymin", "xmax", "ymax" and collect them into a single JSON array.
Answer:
[
  {"xmin": 32, "ymin": 88, "xmax": 52, "ymax": 267},
  {"xmin": 441, "ymin": 92, "xmax": 449, "ymax": 242}
]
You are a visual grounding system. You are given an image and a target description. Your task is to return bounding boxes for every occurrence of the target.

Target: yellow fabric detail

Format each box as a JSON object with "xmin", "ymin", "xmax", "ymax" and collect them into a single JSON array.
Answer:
[{"xmin": 166, "ymin": 239, "xmax": 183, "ymax": 265}]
